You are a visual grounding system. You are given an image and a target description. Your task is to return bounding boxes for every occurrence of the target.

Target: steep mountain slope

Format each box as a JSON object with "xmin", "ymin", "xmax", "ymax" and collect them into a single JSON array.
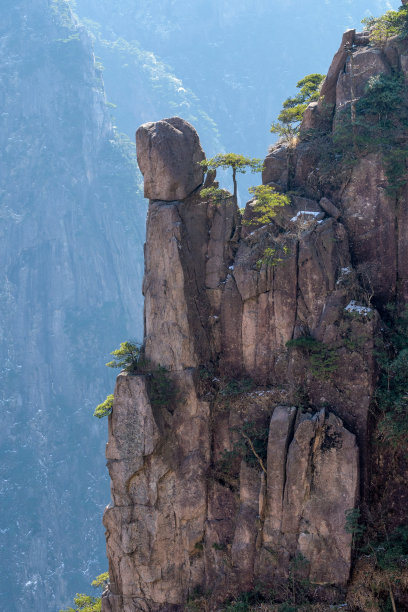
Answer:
[
  {"xmin": 2, "ymin": 1, "xmax": 404, "ymax": 610},
  {"xmin": 101, "ymin": 18, "xmax": 408, "ymax": 612},
  {"xmin": 0, "ymin": 1, "xmax": 145, "ymax": 610}
]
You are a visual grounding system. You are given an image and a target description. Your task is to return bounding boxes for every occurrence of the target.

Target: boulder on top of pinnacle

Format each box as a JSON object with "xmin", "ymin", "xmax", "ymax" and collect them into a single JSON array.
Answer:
[{"xmin": 136, "ymin": 116, "xmax": 205, "ymax": 201}]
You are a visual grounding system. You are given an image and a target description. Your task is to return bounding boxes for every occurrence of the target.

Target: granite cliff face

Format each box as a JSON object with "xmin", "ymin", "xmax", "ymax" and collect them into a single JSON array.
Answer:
[{"xmin": 102, "ymin": 27, "xmax": 408, "ymax": 611}]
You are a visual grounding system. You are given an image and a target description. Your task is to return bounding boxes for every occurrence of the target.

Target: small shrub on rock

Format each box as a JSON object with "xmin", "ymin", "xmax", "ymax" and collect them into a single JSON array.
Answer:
[
  {"xmin": 349, "ymin": 526, "xmax": 408, "ymax": 612},
  {"xmin": 256, "ymin": 245, "xmax": 291, "ymax": 270},
  {"xmin": 375, "ymin": 307, "xmax": 408, "ymax": 446},
  {"xmin": 146, "ymin": 365, "xmax": 175, "ymax": 408},
  {"xmin": 243, "ymin": 185, "xmax": 290, "ymax": 227},
  {"xmin": 199, "ymin": 153, "xmax": 263, "ymax": 202},
  {"xmin": 362, "ymin": 6, "xmax": 408, "ymax": 46},
  {"xmin": 200, "ymin": 186, "xmax": 231, "ymax": 204},
  {"xmin": 60, "ymin": 571, "xmax": 109, "ymax": 612},
  {"xmin": 219, "ymin": 377, "xmax": 255, "ymax": 396},
  {"xmin": 286, "ymin": 336, "xmax": 338, "ymax": 380},
  {"xmin": 102, "ymin": 341, "xmax": 175, "ymax": 414},
  {"xmin": 105, "ymin": 341, "xmax": 147, "ymax": 373},
  {"xmin": 270, "ymin": 73, "xmax": 325, "ymax": 141},
  {"xmin": 94, "ymin": 394, "xmax": 113, "ymax": 419}
]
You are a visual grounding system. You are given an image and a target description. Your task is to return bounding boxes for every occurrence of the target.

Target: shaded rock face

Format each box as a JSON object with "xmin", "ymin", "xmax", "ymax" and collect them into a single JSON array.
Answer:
[
  {"xmin": 293, "ymin": 28, "xmax": 408, "ymax": 306},
  {"xmin": 136, "ymin": 117, "xmax": 205, "ymax": 201},
  {"xmin": 101, "ymin": 79, "xmax": 391, "ymax": 607},
  {"xmin": 336, "ymin": 47, "xmax": 391, "ymax": 112},
  {"xmin": 103, "ymin": 364, "xmax": 358, "ymax": 611}
]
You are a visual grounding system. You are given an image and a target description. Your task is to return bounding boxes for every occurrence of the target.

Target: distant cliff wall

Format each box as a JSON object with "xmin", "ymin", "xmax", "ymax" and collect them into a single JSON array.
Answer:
[{"xmin": 0, "ymin": 1, "xmax": 146, "ymax": 610}]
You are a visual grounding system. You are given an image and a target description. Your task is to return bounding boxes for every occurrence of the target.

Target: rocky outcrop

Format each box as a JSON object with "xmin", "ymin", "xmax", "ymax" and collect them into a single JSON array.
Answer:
[
  {"xmin": 104, "ymin": 370, "xmax": 210, "ymax": 611},
  {"xmin": 295, "ymin": 29, "xmax": 408, "ymax": 306},
  {"xmin": 319, "ymin": 29, "xmax": 355, "ymax": 109},
  {"xmin": 336, "ymin": 47, "xmax": 391, "ymax": 113},
  {"xmin": 101, "ymin": 94, "xmax": 388, "ymax": 608},
  {"xmin": 136, "ymin": 117, "xmax": 205, "ymax": 201},
  {"xmin": 257, "ymin": 408, "xmax": 358, "ymax": 588}
]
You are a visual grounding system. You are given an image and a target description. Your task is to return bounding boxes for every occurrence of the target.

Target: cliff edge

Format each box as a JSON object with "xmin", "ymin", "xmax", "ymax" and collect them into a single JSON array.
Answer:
[{"xmin": 101, "ymin": 27, "xmax": 408, "ymax": 612}]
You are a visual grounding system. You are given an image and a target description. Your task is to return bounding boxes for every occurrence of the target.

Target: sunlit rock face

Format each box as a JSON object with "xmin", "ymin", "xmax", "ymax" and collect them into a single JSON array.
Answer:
[
  {"xmin": 136, "ymin": 117, "xmax": 205, "ymax": 201},
  {"xmin": 102, "ymin": 62, "xmax": 405, "ymax": 604}
]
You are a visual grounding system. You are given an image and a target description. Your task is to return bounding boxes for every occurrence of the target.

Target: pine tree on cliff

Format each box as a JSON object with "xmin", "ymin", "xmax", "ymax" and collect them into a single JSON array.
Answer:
[
  {"xmin": 199, "ymin": 153, "xmax": 263, "ymax": 203},
  {"xmin": 270, "ymin": 72, "xmax": 325, "ymax": 140}
]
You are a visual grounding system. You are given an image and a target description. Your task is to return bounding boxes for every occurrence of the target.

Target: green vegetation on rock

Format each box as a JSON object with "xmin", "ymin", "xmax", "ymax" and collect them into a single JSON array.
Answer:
[
  {"xmin": 345, "ymin": 507, "xmax": 366, "ymax": 550},
  {"xmin": 200, "ymin": 186, "xmax": 231, "ymax": 204},
  {"xmin": 256, "ymin": 245, "xmax": 291, "ymax": 270},
  {"xmin": 200, "ymin": 154, "xmax": 263, "ymax": 202},
  {"xmin": 244, "ymin": 185, "xmax": 290, "ymax": 226},
  {"xmin": 348, "ymin": 524, "xmax": 408, "ymax": 612},
  {"xmin": 270, "ymin": 73, "xmax": 325, "ymax": 141},
  {"xmin": 105, "ymin": 341, "xmax": 146, "ymax": 373},
  {"xmin": 375, "ymin": 306, "xmax": 408, "ymax": 446},
  {"xmin": 93, "ymin": 394, "xmax": 113, "ymax": 419},
  {"xmin": 362, "ymin": 5, "xmax": 408, "ymax": 46},
  {"xmin": 102, "ymin": 341, "xmax": 175, "ymax": 413},
  {"xmin": 60, "ymin": 572, "xmax": 108, "ymax": 612},
  {"xmin": 206, "ymin": 553, "xmax": 311, "ymax": 610},
  {"xmin": 355, "ymin": 72, "xmax": 408, "ymax": 195},
  {"xmin": 146, "ymin": 364, "xmax": 175, "ymax": 408},
  {"xmin": 215, "ymin": 420, "xmax": 268, "ymax": 477},
  {"xmin": 300, "ymin": 71, "xmax": 408, "ymax": 196},
  {"xmin": 286, "ymin": 336, "xmax": 338, "ymax": 380}
]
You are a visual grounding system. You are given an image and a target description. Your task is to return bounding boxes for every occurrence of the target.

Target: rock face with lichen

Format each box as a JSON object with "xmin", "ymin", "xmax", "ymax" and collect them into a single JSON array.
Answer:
[{"xmin": 102, "ymin": 26, "xmax": 408, "ymax": 612}]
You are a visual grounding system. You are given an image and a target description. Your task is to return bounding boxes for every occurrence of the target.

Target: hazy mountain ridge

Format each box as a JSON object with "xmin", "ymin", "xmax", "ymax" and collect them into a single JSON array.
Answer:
[
  {"xmin": 0, "ymin": 1, "xmax": 145, "ymax": 610},
  {"xmin": 75, "ymin": 0, "xmax": 398, "ymax": 158}
]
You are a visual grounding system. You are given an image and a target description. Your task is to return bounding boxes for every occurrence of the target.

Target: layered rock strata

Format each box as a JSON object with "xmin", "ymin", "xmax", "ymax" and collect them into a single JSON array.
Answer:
[{"xmin": 102, "ymin": 26, "xmax": 408, "ymax": 610}]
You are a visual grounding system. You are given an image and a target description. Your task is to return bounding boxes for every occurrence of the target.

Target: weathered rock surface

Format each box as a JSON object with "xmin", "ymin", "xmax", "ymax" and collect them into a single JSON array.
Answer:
[
  {"xmin": 262, "ymin": 144, "xmax": 289, "ymax": 188},
  {"xmin": 341, "ymin": 154, "xmax": 399, "ymax": 303},
  {"xmin": 105, "ymin": 374, "xmax": 160, "ymax": 507},
  {"xmin": 143, "ymin": 200, "xmax": 200, "ymax": 370},
  {"xmin": 103, "ymin": 364, "xmax": 359, "ymax": 611},
  {"xmin": 102, "ymin": 24, "xmax": 408, "ymax": 610},
  {"xmin": 336, "ymin": 47, "xmax": 391, "ymax": 112},
  {"xmin": 262, "ymin": 406, "xmax": 297, "ymax": 539},
  {"xmin": 257, "ymin": 408, "xmax": 358, "ymax": 587},
  {"xmin": 319, "ymin": 196, "xmax": 341, "ymax": 219},
  {"xmin": 143, "ymin": 190, "xmax": 239, "ymax": 370},
  {"xmin": 103, "ymin": 370, "xmax": 210, "ymax": 611},
  {"xmin": 136, "ymin": 117, "xmax": 205, "ymax": 201},
  {"xmin": 319, "ymin": 29, "xmax": 355, "ymax": 108}
]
